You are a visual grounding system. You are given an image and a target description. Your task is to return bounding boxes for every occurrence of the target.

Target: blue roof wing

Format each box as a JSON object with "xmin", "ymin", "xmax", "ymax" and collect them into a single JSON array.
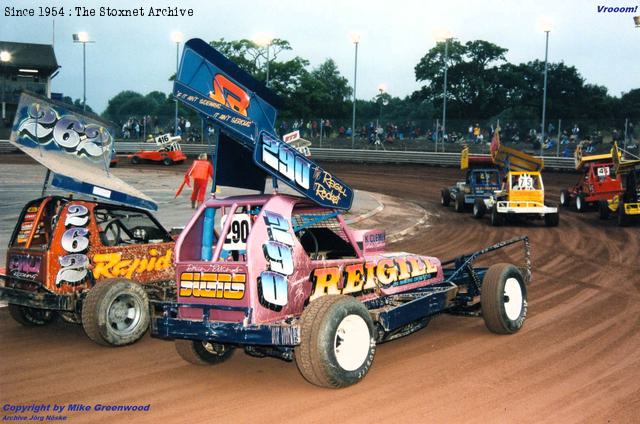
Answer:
[{"xmin": 174, "ymin": 39, "xmax": 354, "ymax": 210}]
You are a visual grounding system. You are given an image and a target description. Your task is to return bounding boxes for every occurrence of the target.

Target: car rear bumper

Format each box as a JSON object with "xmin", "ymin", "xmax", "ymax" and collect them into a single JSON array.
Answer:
[
  {"xmin": 150, "ymin": 300, "xmax": 300, "ymax": 346},
  {"xmin": 0, "ymin": 285, "xmax": 76, "ymax": 311},
  {"xmin": 496, "ymin": 201, "xmax": 557, "ymax": 215}
]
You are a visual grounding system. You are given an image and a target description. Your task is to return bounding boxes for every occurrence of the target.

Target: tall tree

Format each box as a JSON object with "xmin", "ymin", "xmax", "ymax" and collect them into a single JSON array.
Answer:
[{"xmin": 415, "ymin": 40, "xmax": 508, "ymax": 119}]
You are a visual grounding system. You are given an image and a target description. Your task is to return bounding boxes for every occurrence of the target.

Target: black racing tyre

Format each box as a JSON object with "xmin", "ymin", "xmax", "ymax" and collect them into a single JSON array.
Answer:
[
  {"xmin": 8, "ymin": 304, "xmax": 58, "ymax": 326},
  {"xmin": 441, "ymin": 189, "xmax": 450, "ymax": 207},
  {"xmin": 472, "ymin": 199, "xmax": 486, "ymax": 219},
  {"xmin": 81, "ymin": 279, "xmax": 150, "ymax": 346},
  {"xmin": 560, "ymin": 190, "xmax": 570, "ymax": 208},
  {"xmin": 162, "ymin": 157, "xmax": 173, "ymax": 166},
  {"xmin": 175, "ymin": 340, "xmax": 235, "ymax": 365},
  {"xmin": 454, "ymin": 192, "xmax": 466, "ymax": 213},
  {"xmin": 130, "ymin": 155, "xmax": 141, "ymax": 165},
  {"xmin": 490, "ymin": 204, "xmax": 502, "ymax": 226},
  {"xmin": 598, "ymin": 201, "xmax": 611, "ymax": 220},
  {"xmin": 617, "ymin": 202, "xmax": 630, "ymax": 227},
  {"xmin": 481, "ymin": 263, "xmax": 527, "ymax": 334},
  {"xmin": 295, "ymin": 295, "xmax": 376, "ymax": 388},
  {"xmin": 544, "ymin": 212, "xmax": 559, "ymax": 227},
  {"xmin": 575, "ymin": 193, "xmax": 586, "ymax": 212}
]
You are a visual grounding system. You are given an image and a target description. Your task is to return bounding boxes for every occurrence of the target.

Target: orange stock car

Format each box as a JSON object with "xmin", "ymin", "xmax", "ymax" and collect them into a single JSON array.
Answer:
[{"xmin": 2, "ymin": 195, "xmax": 175, "ymax": 346}]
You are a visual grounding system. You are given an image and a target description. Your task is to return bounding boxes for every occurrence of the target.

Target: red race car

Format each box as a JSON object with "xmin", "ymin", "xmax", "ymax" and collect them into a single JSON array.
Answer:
[
  {"xmin": 129, "ymin": 133, "xmax": 187, "ymax": 166},
  {"xmin": 560, "ymin": 145, "xmax": 623, "ymax": 212}
]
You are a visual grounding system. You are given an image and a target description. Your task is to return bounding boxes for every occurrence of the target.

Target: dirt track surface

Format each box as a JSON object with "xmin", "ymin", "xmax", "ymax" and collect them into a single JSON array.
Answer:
[{"xmin": 1, "ymin": 162, "xmax": 639, "ymax": 423}]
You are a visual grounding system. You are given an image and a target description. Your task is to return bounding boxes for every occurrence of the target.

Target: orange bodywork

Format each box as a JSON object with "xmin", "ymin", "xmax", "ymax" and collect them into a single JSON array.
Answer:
[{"xmin": 6, "ymin": 198, "xmax": 174, "ymax": 294}]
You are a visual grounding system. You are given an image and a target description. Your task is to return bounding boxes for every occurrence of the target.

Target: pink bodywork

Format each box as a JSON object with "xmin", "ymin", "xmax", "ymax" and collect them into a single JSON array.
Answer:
[{"xmin": 175, "ymin": 194, "xmax": 444, "ymax": 324}]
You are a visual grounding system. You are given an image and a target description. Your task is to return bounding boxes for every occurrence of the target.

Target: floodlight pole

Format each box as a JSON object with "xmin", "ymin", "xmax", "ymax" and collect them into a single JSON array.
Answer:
[
  {"xmin": 540, "ymin": 30, "xmax": 550, "ymax": 158},
  {"xmin": 441, "ymin": 38, "xmax": 450, "ymax": 153},
  {"xmin": 174, "ymin": 40, "xmax": 180, "ymax": 136},
  {"xmin": 82, "ymin": 42, "xmax": 86, "ymax": 112},
  {"xmin": 265, "ymin": 42, "xmax": 270, "ymax": 87},
  {"xmin": 351, "ymin": 40, "xmax": 359, "ymax": 149}
]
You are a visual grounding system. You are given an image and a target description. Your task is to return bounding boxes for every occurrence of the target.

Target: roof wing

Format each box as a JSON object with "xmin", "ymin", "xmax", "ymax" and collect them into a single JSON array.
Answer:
[
  {"xmin": 461, "ymin": 146, "xmax": 496, "ymax": 170},
  {"xmin": 173, "ymin": 38, "xmax": 281, "ymax": 149},
  {"xmin": 9, "ymin": 92, "xmax": 157, "ymax": 210},
  {"xmin": 612, "ymin": 142, "xmax": 640, "ymax": 175},
  {"xmin": 490, "ymin": 129, "xmax": 543, "ymax": 172},
  {"xmin": 174, "ymin": 39, "xmax": 354, "ymax": 210},
  {"xmin": 574, "ymin": 143, "xmax": 616, "ymax": 169}
]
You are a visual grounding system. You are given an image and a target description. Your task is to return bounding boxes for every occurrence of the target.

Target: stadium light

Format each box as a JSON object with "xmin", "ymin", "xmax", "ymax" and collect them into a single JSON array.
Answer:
[
  {"xmin": 253, "ymin": 33, "xmax": 273, "ymax": 87},
  {"xmin": 73, "ymin": 32, "xmax": 94, "ymax": 112}
]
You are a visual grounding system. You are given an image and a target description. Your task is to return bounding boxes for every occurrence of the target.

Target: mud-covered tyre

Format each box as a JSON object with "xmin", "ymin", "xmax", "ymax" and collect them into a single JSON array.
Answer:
[
  {"xmin": 454, "ymin": 193, "xmax": 466, "ymax": 213},
  {"xmin": 162, "ymin": 157, "xmax": 173, "ymax": 166},
  {"xmin": 575, "ymin": 194, "xmax": 586, "ymax": 212},
  {"xmin": 8, "ymin": 304, "xmax": 57, "ymax": 326},
  {"xmin": 472, "ymin": 199, "xmax": 486, "ymax": 219},
  {"xmin": 295, "ymin": 295, "xmax": 376, "ymax": 388},
  {"xmin": 441, "ymin": 189, "xmax": 450, "ymax": 206},
  {"xmin": 617, "ymin": 202, "xmax": 630, "ymax": 226},
  {"xmin": 598, "ymin": 201, "xmax": 611, "ymax": 220},
  {"xmin": 130, "ymin": 155, "xmax": 141, "ymax": 165},
  {"xmin": 481, "ymin": 264, "xmax": 527, "ymax": 334},
  {"xmin": 490, "ymin": 204, "xmax": 502, "ymax": 226},
  {"xmin": 560, "ymin": 190, "xmax": 570, "ymax": 208},
  {"xmin": 175, "ymin": 340, "xmax": 235, "ymax": 365},
  {"xmin": 81, "ymin": 280, "xmax": 150, "ymax": 346},
  {"xmin": 544, "ymin": 212, "xmax": 559, "ymax": 227}
]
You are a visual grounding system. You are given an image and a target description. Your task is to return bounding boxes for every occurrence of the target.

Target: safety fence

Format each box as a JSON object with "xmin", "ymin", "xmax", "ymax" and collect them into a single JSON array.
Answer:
[{"xmin": 0, "ymin": 140, "xmax": 576, "ymax": 171}]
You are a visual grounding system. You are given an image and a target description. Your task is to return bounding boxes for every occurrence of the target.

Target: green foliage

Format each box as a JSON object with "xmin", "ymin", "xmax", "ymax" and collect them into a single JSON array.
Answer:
[
  {"xmin": 289, "ymin": 59, "xmax": 352, "ymax": 119},
  {"xmin": 415, "ymin": 39, "xmax": 508, "ymax": 119},
  {"xmin": 100, "ymin": 36, "xmax": 638, "ymax": 134},
  {"xmin": 60, "ymin": 96, "xmax": 94, "ymax": 114}
]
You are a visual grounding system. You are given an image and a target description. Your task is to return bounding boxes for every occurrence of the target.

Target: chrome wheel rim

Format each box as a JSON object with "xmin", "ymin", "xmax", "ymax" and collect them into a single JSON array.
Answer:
[{"xmin": 107, "ymin": 293, "xmax": 143, "ymax": 335}]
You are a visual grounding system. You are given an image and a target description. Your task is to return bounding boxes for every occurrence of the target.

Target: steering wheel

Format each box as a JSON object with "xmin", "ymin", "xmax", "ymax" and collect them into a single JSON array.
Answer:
[
  {"xmin": 298, "ymin": 229, "xmax": 320, "ymax": 260},
  {"xmin": 102, "ymin": 219, "xmax": 122, "ymax": 247}
]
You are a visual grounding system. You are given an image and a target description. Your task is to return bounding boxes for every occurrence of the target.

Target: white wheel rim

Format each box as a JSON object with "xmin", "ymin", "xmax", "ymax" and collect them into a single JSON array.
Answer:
[
  {"xmin": 334, "ymin": 315, "xmax": 370, "ymax": 371},
  {"xmin": 503, "ymin": 277, "xmax": 523, "ymax": 321},
  {"xmin": 474, "ymin": 204, "xmax": 478, "ymax": 214},
  {"xmin": 561, "ymin": 192, "xmax": 566, "ymax": 204},
  {"xmin": 577, "ymin": 197, "xmax": 582, "ymax": 209}
]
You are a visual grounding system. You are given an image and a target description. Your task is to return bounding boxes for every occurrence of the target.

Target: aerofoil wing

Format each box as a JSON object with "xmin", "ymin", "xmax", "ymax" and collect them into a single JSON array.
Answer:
[
  {"xmin": 9, "ymin": 93, "xmax": 157, "ymax": 210},
  {"xmin": 612, "ymin": 142, "xmax": 640, "ymax": 175},
  {"xmin": 173, "ymin": 38, "xmax": 353, "ymax": 210},
  {"xmin": 490, "ymin": 129, "xmax": 543, "ymax": 172}
]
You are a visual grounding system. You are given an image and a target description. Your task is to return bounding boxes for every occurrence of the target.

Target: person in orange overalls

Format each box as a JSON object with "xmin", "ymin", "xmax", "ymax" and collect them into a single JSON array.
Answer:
[{"xmin": 184, "ymin": 153, "xmax": 214, "ymax": 209}]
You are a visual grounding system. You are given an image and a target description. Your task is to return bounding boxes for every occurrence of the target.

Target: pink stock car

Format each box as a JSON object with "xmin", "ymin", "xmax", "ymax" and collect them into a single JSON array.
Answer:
[
  {"xmin": 151, "ymin": 193, "xmax": 531, "ymax": 388},
  {"xmin": 151, "ymin": 38, "xmax": 533, "ymax": 388}
]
